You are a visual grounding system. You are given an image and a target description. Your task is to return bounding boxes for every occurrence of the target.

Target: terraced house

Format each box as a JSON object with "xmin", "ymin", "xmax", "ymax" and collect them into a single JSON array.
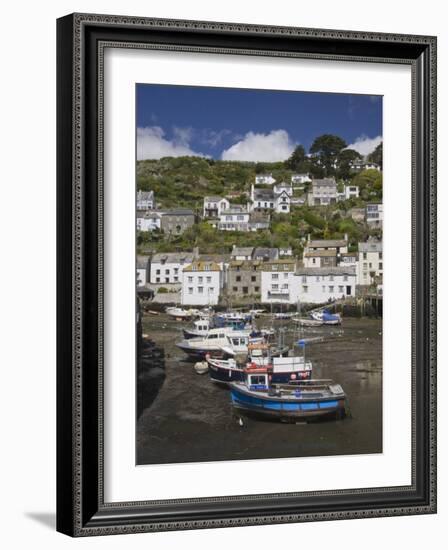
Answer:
[
  {"xmin": 181, "ymin": 261, "xmax": 223, "ymax": 306},
  {"xmin": 260, "ymin": 259, "xmax": 297, "ymax": 304},
  {"xmin": 227, "ymin": 260, "xmax": 263, "ymax": 300}
]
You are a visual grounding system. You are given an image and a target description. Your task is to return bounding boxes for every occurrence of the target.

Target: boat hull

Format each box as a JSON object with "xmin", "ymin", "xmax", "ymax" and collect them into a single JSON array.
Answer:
[
  {"xmin": 208, "ymin": 361, "xmax": 311, "ymax": 384},
  {"xmin": 230, "ymin": 385, "xmax": 345, "ymax": 420}
]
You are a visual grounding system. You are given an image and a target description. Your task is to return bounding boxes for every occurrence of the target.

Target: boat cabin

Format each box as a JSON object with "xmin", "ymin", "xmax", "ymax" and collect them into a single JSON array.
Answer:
[{"xmin": 245, "ymin": 367, "xmax": 270, "ymax": 390}]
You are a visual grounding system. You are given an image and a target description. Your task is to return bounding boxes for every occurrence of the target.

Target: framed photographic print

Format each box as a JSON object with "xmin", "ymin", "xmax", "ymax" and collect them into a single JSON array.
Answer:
[{"xmin": 56, "ymin": 13, "xmax": 437, "ymax": 536}]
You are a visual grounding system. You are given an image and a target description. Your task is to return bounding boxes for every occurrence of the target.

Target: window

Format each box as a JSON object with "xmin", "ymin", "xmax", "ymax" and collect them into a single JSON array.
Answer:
[
  {"xmin": 379, "ymin": 252, "xmax": 383, "ymax": 259},
  {"xmin": 302, "ymin": 276, "xmax": 307, "ymax": 283},
  {"xmin": 282, "ymin": 284, "xmax": 288, "ymax": 289},
  {"xmin": 379, "ymin": 263, "xmax": 383, "ymax": 270},
  {"xmin": 255, "ymin": 286, "xmax": 259, "ymax": 292},
  {"xmin": 233, "ymin": 287, "xmax": 238, "ymax": 292},
  {"xmin": 329, "ymin": 275, "xmax": 334, "ymax": 281},
  {"xmin": 236, "ymin": 275, "xmax": 241, "ymax": 282},
  {"xmin": 188, "ymin": 287, "xmax": 193, "ymax": 294},
  {"xmin": 283, "ymin": 273, "xmax": 288, "ymax": 279},
  {"xmin": 209, "ymin": 287, "xmax": 214, "ymax": 293},
  {"xmin": 316, "ymin": 276, "xmax": 320, "ymax": 282},
  {"xmin": 165, "ymin": 278, "xmax": 169, "ymax": 283},
  {"xmin": 174, "ymin": 277, "xmax": 178, "ymax": 282},
  {"xmin": 322, "ymin": 285, "xmax": 326, "ymax": 292},
  {"xmin": 343, "ymin": 275, "xmax": 348, "ymax": 281},
  {"xmin": 174, "ymin": 268, "xmax": 179, "ymax": 274},
  {"xmin": 339, "ymin": 286, "xmax": 344, "ymax": 292},
  {"xmin": 329, "ymin": 286, "xmax": 334, "ymax": 292},
  {"xmin": 272, "ymin": 273, "xmax": 278, "ymax": 280},
  {"xmin": 272, "ymin": 284, "xmax": 279, "ymax": 290},
  {"xmin": 251, "ymin": 276, "xmax": 256, "ymax": 282},
  {"xmin": 156, "ymin": 277, "xmax": 160, "ymax": 283},
  {"xmin": 198, "ymin": 276, "xmax": 203, "ymax": 283},
  {"xmin": 243, "ymin": 287, "xmax": 249, "ymax": 294},
  {"xmin": 188, "ymin": 276, "xmax": 193, "ymax": 283},
  {"xmin": 165, "ymin": 269, "xmax": 169, "ymax": 275},
  {"xmin": 156, "ymin": 269, "xmax": 160, "ymax": 275},
  {"xmin": 198, "ymin": 287, "xmax": 204, "ymax": 294},
  {"xmin": 302, "ymin": 286, "xmax": 308, "ymax": 293},
  {"xmin": 312, "ymin": 258, "xmax": 316, "ymax": 264},
  {"xmin": 249, "ymin": 375, "xmax": 267, "ymax": 386},
  {"xmin": 363, "ymin": 252, "xmax": 367, "ymax": 260},
  {"xmin": 206, "ymin": 276, "xmax": 211, "ymax": 283}
]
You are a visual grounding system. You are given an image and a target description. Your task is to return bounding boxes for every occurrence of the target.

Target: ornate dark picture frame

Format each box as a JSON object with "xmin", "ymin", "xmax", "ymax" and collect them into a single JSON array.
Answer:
[{"xmin": 56, "ymin": 13, "xmax": 437, "ymax": 537}]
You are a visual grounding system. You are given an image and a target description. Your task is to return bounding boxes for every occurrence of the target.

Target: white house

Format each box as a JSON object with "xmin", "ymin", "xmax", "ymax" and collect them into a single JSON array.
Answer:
[
  {"xmin": 181, "ymin": 261, "xmax": 222, "ymax": 306},
  {"xmin": 342, "ymin": 184, "xmax": 359, "ymax": 200},
  {"xmin": 255, "ymin": 173, "xmax": 276, "ymax": 185},
  {"xmin": 291, "ymin": 173, "xmax": 312, "ymax": 185},
  {"xmin": 274, "ymin": 190, "xmax": 291, "ymax": 214},
  {"xmin": 273, "ymin": 183, "xmax": 293, "ymax": 196},
  {"xmin": 217, "ymin": 206, "xmax": 250, "ymax": 231},
  {"xmin": 136, "ymin": 256, "xmax": 150, "ymax": 287},
  {"xmin": 366, "ymin": 203, "xmax": 383, "ymax": 228},
  {"xmin": 230, "ymin": 246, "xmax": 254, "ymax": 261},
  {"xmin": 136, "ymin": 211, "xmax": 161, "ymax": 232},
  {"xmin": 307, "ymin": 178, "xmax": 339, "ymax": 206},
  {"xmin": 136, "ymin": 190, "xmax": 154, "ymax": 210},
  {"xmin": 250, "ymin": 185, "xmax": 290, "ymax": 214},
  {"xmin": 357, "ymin": 237, "xmax": 383, "ymax": 286},
  {"xmin": 260, "ymin": 260, "xmax": 297, "ymax": 304},
  {"xmin": 203, "ymin": 196, "xmax": 230, "ymax": 218},
  {"xmin": 351, "ymin": 159, "xmax": 381, "ymax": 172},
  {"xmin": 293, "ymin": 267, "xmax": 357, "ymax": 303},
  {"xmin": 279, "ymin": 247, "xmax": 293, "ymax": 257},
  {"xmin": 150, "ymin": 252, "xmax": 195, "ymax": 285}
]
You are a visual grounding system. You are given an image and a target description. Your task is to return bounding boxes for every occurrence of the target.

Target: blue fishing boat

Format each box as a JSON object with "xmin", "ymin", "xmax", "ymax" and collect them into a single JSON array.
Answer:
[{"xmin": 230, "ymin": 366, "xmax": 346, "ymax": 421}]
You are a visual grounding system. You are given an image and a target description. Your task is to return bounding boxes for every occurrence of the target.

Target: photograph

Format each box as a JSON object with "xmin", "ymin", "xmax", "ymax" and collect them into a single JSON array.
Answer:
[{"xmin": 135, "ymin": 84, "xmax": 384, "ymax": 465}]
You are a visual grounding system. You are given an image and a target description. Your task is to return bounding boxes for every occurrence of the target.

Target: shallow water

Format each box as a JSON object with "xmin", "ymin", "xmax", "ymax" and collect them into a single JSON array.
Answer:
[{"xmin": 137, "ymin": 314, "xmax": 382, "ymax": 465}]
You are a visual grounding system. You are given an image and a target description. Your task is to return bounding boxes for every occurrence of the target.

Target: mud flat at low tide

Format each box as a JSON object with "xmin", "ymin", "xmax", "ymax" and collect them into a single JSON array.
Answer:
[{"xmin": 137, "ymin": 314, "xmax": 382, "ymax": 465}]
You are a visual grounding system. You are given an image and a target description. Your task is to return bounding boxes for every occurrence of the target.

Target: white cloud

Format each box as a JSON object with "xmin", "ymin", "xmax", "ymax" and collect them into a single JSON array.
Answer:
[
  {"xmin": 136, "ymin": 126, "xmax": 205, "ymax": 160},
  {"xmin": 347, "ymin": 135, "xmax": 382, "ymax": 157},
  {"xmin": 221, "ymin": 130, "xmax": 296, "ymax": 162}
]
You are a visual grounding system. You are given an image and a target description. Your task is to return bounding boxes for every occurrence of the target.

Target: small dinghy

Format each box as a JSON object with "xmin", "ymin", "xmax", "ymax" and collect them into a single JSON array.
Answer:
[{"xmin": 194, "ymin": 361, "xmax": 209, "ymax": 375}]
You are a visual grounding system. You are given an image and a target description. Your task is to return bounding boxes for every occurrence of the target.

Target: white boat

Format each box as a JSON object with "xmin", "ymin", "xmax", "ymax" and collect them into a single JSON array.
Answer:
[
  {"xmin": 166, "ymin": 306, "xmax": 193, "ymax": 319},
  {"xmin": 310, "ymin": 310, "xmax": 342, "ymax": 325},
  {"xmin": 176, "ymin": 328, "xmax": 251, "ymax": 360}
]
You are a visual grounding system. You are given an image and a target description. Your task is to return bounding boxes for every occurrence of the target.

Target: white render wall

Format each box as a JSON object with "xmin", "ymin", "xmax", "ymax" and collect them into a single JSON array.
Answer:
[
  {"xmin": 136, "ymin": 268, "xmax": 147, "ymax": 287},
  {"xmin": 357, "ymin": 251, "xmax": 383, "ymax": 285},
  {"xmin": 294, "ymin": 272, "xmax": 357, "ymax": 303},
  {"xmin": 136, "ymin": 216, "xmax": 161, "ymax": 232},
  {"xmin": 150, "ymin": 261, "xmax": 191, "ymax": 284},
  {"xmin": 181, "ymin": 270, "xmax": 222, "ymax": 305},
  {"xmin": 261, "ymin": 270, "xmax": 297, "ymax": 304},
  {"xmin": 261, "ymin": 270, "xmax": 357, "ymax": 304}
]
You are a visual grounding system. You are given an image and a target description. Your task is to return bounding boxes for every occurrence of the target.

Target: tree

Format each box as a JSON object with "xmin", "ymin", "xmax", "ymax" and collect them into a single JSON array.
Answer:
[
  {"xmin": 285, "ymin": 145, "xmax": 306, "ymax": 171},
  {"xmin": 368, "ymin": 142, "xmax": 383, "ymax": 169},
  {"xmin": 309, "ymin": 134, "xmax": 347, "ymax": 175},
  {"xmin": 337, "ymin": 148, "xmax": 362, "ymax": 179}
]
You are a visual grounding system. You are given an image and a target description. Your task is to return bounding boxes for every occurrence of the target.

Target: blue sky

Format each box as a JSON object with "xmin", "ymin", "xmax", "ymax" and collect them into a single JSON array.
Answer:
[{"xmin": 136, "ymin": 84, "xmax": 382, "ymax": 162}]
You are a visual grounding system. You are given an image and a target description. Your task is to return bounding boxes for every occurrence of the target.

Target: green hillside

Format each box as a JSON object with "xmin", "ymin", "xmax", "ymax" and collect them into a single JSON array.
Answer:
[{"xmin": 136, "ymin": 149, "xmax": 382, "ymax": 256}]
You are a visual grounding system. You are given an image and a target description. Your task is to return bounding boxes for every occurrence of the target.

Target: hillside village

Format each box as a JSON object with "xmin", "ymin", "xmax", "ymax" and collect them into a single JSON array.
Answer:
[{"xmin": 136, "ymin": 138, "xmax": 383, "ymax": 307}]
